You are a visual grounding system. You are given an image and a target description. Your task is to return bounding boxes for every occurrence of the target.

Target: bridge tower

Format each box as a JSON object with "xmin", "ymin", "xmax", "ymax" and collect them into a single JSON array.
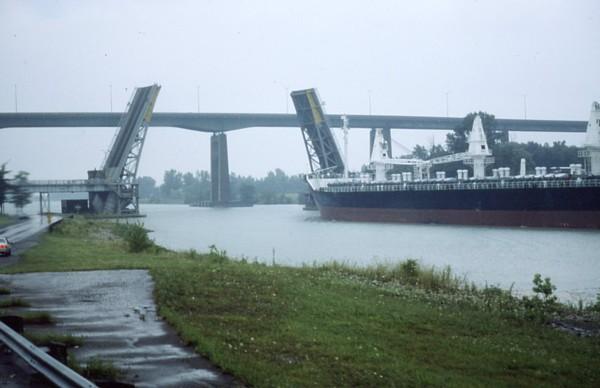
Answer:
[
  {"xmin": 290, "ymin": 89, "xmax": 345, "ymax": 174},
  {"xmin": 89, "ymin": 84, "xmax": 161, "ymax": 214}
]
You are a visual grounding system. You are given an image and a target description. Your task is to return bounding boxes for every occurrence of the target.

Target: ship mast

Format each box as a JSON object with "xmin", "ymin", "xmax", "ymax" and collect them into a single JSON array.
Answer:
[
  {"xmin": 579, "ymin": 101, "xmax": 600, "ymax": 175},
  {"xmin": 341, "ymin": 115, "xmax": 350, "ymax": 179},
  {"xmin": 467, "ymin": 115, "xmax": 492, "ymax": 179}
]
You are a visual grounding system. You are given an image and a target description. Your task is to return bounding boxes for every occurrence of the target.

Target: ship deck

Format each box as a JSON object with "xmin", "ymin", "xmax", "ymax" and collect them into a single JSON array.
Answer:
[{"xmin": 317, "ymin": 176, "xmax": 600, "ymax": 193}]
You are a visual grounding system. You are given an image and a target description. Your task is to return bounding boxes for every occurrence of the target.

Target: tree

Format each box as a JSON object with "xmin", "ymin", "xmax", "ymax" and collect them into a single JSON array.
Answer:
[
  {"xmin": 239, "ymin": 183, "xmax": 257, "ymax": 204},
  {"xmin": 137, "ymin": 176, "xmax": 157, "ymax": 200},
  {"xmin": 161, "ymin": 169, "xmax": 183, "ymax": 200},
  {"xmin": 10, "ymin": 171, "xmax": 32, "ymax": 215},
  {"xmin": 492, "ymin": 142, "xmax": 534, "ymax": 172},
  {"xmin": 412, "ymin": 145, "xmax": 429, "ymax": 160},
  {"xmin": 0, "ymin": 163, "xmax": 11, "ymax": 214},
  {"xmin": 446, "ymin": 112, "xmax": 504, "ymax": 153}
]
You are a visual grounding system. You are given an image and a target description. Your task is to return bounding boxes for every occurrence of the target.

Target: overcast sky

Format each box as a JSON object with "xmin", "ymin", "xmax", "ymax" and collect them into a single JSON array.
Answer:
[{"xmin": 1, "ymin": 0, "xmax": 599, "ymax": 182}]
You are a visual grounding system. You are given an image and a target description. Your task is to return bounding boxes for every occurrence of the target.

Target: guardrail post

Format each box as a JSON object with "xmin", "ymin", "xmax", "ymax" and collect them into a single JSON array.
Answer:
[
  {"xmin": 48, "ymin": 341, "xmax": 68, "ymax": 364},
  {"xmin": 0, "ymin": 315, "xmax": 24, "ymax": 333}
]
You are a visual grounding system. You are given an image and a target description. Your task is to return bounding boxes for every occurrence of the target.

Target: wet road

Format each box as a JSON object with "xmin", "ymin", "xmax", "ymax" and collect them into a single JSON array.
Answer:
[
  {"xmin": 0, "ymin": 215, "xmax": 62, "ymax": 267},
  {"xmin": 0, "ymin": 270, "xmax": 239, "ymax": 387}
]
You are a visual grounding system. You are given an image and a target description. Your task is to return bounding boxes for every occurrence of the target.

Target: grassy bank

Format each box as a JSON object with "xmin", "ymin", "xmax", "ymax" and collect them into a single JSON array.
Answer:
[
  {"xmin": 0, "ymin": 214, "xmax": 16, "ymax": 227},
  {"xmin": 2, "ymin": 218, "xmax": 599, "ymax": 387}
]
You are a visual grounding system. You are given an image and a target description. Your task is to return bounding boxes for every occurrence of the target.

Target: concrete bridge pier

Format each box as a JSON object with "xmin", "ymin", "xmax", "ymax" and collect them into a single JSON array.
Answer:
[
  {"xmin": 38, "ymin": 192, "xmax": 51, "ymax": 215},
  {"xmin": 211, "ymin": 132, "xmax": 230, "ymax": 206},
  {"xmin": 89, "ymin": 191, "xmax": 119, "ymax": 214},
  {"xmin": 369, "ymin": 127, "xmax": 392, "ymax": 158}
]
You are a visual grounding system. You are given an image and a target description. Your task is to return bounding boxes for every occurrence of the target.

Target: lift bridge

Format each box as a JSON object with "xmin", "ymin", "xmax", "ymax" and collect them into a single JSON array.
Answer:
[
  {"xmin": 20, "ymin": 85, "xmax": 161, "ymax": 215},
  {"xmin": 5, "ymin": 86, "xmax": 590, "ymax": 215}
]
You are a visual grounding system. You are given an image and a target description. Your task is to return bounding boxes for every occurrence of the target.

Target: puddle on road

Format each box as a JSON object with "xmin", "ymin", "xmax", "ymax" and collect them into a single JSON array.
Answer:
[{"xmin": 0, "ymin": 270, "xmax": 239, "ymax": 387}]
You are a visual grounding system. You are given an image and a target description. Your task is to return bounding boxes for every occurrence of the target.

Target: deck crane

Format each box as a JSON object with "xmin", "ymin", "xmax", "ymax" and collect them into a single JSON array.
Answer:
[{"xmin": 370, "ymin": 115, "xmax": 494, "ymax": 181}]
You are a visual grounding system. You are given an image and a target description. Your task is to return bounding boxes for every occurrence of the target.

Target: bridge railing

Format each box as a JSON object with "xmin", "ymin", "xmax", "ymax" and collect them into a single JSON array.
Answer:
[
  {"xmin": 24, "ymin": 179, "xmax": 92, "ymax": 186},
  {"xmin": 321, "ymin": 177, "xmax": 600, "ymax": 193}
]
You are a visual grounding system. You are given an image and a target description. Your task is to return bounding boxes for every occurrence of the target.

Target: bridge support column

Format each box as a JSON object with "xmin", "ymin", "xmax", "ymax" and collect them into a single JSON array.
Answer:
[
  {"xmin": 211, "ymin": 132, "xmax": 230, "ymax": 206},
  {"xmin": 369, "ymin": 128, "xmax": 392, "ymax": 158},
  {"xmin": 38, "ymin": 192, "xmax": 50, "ymax": 215}
]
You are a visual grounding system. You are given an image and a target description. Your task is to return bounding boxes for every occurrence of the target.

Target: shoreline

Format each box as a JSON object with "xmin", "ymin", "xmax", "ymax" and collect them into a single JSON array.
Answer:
[{"xmin": 1, "ymin": 217, "xmax": 599, "ymax": 386}]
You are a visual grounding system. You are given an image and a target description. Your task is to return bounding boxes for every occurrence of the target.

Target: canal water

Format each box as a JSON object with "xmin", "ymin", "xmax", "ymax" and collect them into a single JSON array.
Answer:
[{"xmin": 141, "ymin": 204, "xmax": 600, "ymax": 303}]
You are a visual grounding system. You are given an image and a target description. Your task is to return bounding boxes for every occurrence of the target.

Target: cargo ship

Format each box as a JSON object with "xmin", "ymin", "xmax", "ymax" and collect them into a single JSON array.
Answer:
[{"xmin": 292, "ymin": 89, "xmax": 600, "ymax": 229}]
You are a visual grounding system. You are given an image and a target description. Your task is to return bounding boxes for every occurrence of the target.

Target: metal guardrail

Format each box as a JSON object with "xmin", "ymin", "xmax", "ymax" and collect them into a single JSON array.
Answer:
[{"xmin": 0, "ymin": 321, "xmax": 97, "ymax": 387}]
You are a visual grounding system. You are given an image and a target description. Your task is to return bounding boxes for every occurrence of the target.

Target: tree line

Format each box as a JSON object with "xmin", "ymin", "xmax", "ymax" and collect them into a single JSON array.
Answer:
[
  {"xmin": 0, "ymin": 163, "xmax": 32, "ymax": 215},
  {"xmin": 137, "ymin": 168, "xmax": 307, "ymax": 205},
  {"xmin": 406, "ymin": 112, "xmax": 581, "ymax": 176}
]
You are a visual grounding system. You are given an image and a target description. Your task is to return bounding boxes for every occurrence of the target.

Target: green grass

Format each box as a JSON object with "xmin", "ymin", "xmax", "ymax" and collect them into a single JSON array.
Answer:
[
  {"xmin": 0, "ymin": 214, "xmax": 16, "ymax": 227},
  {"xmin": 69, "ymin": 356, "xmax": 122, "ymax": 381},
  {"xmin": 0, "ymin": 298, "xmax": 30, "ymax": 308},
  {"xmin": 26, "ymin": 332, "xmax": 84, "ymax": 347},
  {"xmin": 2, "ymin": 218, "xmax": 599, "ymax": 387},
  {"xmin": 20, "ymin": 311, "xmax": 54, "ymax": 324}
]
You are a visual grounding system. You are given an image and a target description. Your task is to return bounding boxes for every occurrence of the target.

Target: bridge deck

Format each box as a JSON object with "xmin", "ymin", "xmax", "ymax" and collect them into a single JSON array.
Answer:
[
  {"xmin": 19, "ymin": 180, "xmax": 117, "ymax": 193},
  {"xmin": 0, "ymin": 112, "xmax": 587, "ymax": 133}
]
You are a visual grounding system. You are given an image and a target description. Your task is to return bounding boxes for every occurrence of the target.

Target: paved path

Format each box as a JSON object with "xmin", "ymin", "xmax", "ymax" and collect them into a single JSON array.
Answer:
[{"xmin": 0, "ymin": 270, "xmax": 240, "ymax": 387}]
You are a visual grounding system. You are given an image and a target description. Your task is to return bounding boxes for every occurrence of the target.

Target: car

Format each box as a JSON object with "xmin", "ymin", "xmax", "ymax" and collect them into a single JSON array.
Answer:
[{"xmin": 0, "ymin": 237, "xmax": 11, "ymax": 256}]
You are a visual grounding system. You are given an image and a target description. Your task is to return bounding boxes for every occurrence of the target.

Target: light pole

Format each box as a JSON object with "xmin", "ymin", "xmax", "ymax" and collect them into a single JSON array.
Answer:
[
  {"xmin": 445, "ymin": 91, "xmax": 449, "ymax": 117},
  {"xmin": 285, "ymin": 87, "xmax": 289, "ymax": 114},
  {"xmin": 14, "ymin": 84, "xmax": 18, "ymax": 113},
  {"xmin": 522, "ymin": 94, "xmax": 527, "ymax": 119},
  {"xmin": 197, "ymin": 86, "xmax": 200, "ymax": 113}
]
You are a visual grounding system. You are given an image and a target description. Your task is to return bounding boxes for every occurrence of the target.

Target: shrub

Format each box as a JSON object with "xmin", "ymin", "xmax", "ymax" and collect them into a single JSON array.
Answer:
[
  {"xmin": 521, "ymin": 273, "xmax": 559, "ymax": 321},
  {"xmin": 532, "ymin": 273, "xmax": 557, "ymax": 303},
  {"xmin": 399, "ymin": 259, "xmax": 419, "ymax": 284},
  {"xmin": 123, "ymin": 223, "xmax": 153, "ymax": 253}
]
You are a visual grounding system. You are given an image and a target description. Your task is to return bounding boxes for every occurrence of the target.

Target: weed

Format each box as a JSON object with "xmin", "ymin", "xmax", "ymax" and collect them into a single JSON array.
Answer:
[
  {"xmin": 69, "ymin": 356, "xmax": 122, "ymax": 381},
  {"xmin": 0, "ymin": 298, "xmax": 30, "ymax": 308},
  {"xmin": 186, "ymin": 249, "xmax": 199, "ymax": 259},
  {"xmin": 208, "ymin": 244, "xmax": 227, "ymax": 262},
  {"xmin": 82, "ymin": 357, "xmax": 122, "ymax": 380},
  {"xmin": 21, "ymin": 311, "xmax": 54, "ymax": 324},
  {"xmin": 26, "ymin": 332, "xmax": 84, "ymax": 347}
]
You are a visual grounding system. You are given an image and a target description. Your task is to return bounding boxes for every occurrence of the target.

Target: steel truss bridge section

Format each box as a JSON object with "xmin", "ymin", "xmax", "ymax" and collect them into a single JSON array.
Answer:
[
  {"xmin": 291, "ymin": 89, "xmax": 345, "ymax": 174},
  {"xmin": 103, "ymin": 84, "xmax": 160, "ymax": 183},
  {"xmin": 93, "ymin": 84, "xmax": 160, "ymax": 215}
]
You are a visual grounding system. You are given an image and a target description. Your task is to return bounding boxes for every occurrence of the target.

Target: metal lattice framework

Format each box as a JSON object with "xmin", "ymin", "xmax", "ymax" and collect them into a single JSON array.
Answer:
[
  {"xmin": 291, "ymin": 89, "xmax": 344, "ymax": 174},
  {"xmin": 97, "ymin": 84, "xmax": 161, "ymax": 214}
]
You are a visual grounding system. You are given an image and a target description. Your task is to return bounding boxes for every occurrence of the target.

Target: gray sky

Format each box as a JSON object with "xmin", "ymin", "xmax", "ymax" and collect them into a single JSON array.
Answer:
[{"xmin": 1, "ymin": 0, "xmax": 599, "ymax": 182}]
